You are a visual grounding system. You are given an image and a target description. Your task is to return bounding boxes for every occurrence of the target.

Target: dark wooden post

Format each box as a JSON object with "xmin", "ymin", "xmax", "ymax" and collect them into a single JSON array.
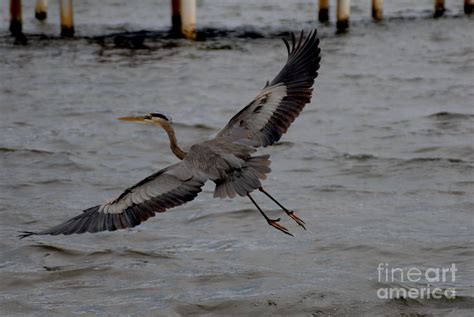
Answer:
[
  {"xmin": 336, "ymin": 0, "xmax": 350, "ymax": 32},
  {"xmin": 372, "ymin": 0, "xmax": 383, "ymax": 21},
  {"xmin": 60, "ymin": 0, "xmax": 74, "ymax": 37},
  {"xmin": 319, "ymin": 0, "xmax": 329, "ymax": 23},
  {"xmin": 465, "ymin": 0, "xmax": 474, "ymax": 14},
  {"xmin": 171, "ymin": 0, "xmax": 181, "ymax": 36},
  {"xmin": 434, "ymin": 0, "xmax": 445, "ymax": 17},
  {"xmin": 9, "ymin": 0, "xmax": 23, "ymax": 37}
]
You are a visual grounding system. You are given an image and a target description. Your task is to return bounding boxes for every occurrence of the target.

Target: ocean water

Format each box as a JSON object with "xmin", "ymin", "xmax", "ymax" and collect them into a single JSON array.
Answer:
[{"xmin": 0, "ymin": 0, "xmax": 473, "ymax": 316}]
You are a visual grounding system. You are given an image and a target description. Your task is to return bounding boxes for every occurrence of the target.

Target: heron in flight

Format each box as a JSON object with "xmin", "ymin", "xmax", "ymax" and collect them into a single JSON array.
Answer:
[{"xmin": 20, "ymin": 30, "xmax": 321, "ymax": 238}]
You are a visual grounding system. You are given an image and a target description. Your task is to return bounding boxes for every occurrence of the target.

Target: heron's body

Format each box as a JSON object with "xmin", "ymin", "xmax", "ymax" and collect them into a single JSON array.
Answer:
[{"xmin": 20, "ymin": 30, "xmax": 321, "ymax": 238}]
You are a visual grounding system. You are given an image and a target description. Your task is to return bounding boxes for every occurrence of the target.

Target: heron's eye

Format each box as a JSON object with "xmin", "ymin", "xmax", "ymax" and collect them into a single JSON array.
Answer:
[{"xmin": 144, "ymin": 115, "xmax": 152, "ymax": 120}]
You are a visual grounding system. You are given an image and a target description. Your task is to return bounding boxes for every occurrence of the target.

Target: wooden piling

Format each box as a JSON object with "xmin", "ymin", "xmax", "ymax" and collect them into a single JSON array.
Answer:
[
  {"xmin": 171, "ymin": 0, "xmax": 182, "ymax": 36},
  {"xmin": 171, "ymin": 0, "xmax": 196, "ymax": 39},
  {"xmin": 35, "ymin": 0, "xmax": 47, "ymax": 20},
  {"xmin": 372, "ymin": 0, "xmax": 383, "ymax": 21},
  {"xmin": 434, "ymin": 0, "xmax": 445, "ymax": 17},
  {"xmin": 318, "ymin": 0, "xmax": 329, "ymax": 23},
  {"xmin": 60, "ymin": 0, "xmax": 74, "ymax": 37},
  {"xmin": 180, "ymin": 0, "xmax": 196, "ymax": 40},
  {"xmin": 336, "ymin": 0, "xmax": 350, "ymax": 32},
  {"xmin": 466, "ymin": 0, "xmax": 474, "ymax": 15},
  {"xmin": 9, "ymin": 0, "xmax": 22, "ymax": 37}
]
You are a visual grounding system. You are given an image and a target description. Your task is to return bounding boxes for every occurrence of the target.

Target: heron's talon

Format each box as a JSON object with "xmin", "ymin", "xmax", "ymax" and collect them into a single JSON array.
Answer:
[
  {"xmin": 287, "ymin": 211, "xmax": 307, "ymax": 230},
  {"xmin": 267, "ymin": 219, "xmax": 294, "ymax": 237}
]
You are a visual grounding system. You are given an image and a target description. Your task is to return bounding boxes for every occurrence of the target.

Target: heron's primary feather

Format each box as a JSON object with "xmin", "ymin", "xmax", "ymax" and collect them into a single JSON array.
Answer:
[{"xmin": 217, "ymin": 30, "xmax": 321, "ymax": 147}]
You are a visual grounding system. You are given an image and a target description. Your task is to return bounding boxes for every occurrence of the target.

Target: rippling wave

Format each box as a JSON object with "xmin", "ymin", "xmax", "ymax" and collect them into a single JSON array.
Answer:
[{"xmin": 1, "ymin": 2, "xmax": 473, "ymax": 315}]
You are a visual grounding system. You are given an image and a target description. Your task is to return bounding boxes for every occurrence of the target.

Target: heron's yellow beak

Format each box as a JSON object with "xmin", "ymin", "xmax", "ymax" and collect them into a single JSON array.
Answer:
[{"xmin": 116, "ymin": 116, "xmax": 148, "ymax": 123}]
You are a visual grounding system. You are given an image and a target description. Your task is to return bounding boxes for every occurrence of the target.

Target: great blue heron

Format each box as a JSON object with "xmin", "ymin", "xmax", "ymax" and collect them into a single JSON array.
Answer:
[{"xmin": 20, "ymin": 30, "xmax": 321, "ymax": 238}]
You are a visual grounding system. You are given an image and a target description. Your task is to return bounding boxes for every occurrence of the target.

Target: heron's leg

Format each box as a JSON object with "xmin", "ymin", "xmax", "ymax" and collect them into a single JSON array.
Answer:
[
  {"xmin": 247, "ymin": 193, "xmax": 293, "ymax": 237},
  {"xmin": 259, "ymin": 187, "xmax": 306, "ymax": 230}
]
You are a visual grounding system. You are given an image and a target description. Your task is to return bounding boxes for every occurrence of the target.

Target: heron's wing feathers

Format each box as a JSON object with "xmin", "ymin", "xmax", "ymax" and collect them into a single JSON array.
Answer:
[
  {"xmin": 216, "ymin": 30, "xmax": 321, "ymax": 147},
  {"xmin": 20, "ymin": 162, "xmax": 207, "ymax": 237}
]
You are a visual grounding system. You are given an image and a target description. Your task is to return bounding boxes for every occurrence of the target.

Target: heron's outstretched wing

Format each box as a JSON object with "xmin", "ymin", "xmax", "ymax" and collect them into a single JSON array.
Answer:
[
  {"xmin": 217, "ymin": 30, "xmax": 321, "ymax": 147},
  {"xmin": 20, "ymin": 162, "xmax": 207, "ymax": 237}
]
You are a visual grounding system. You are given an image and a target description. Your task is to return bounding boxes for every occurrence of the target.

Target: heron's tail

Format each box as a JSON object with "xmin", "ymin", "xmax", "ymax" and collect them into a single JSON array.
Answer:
[{"xmin": 214, "ymin": 155, "xmax": 271, "ymax": 198}]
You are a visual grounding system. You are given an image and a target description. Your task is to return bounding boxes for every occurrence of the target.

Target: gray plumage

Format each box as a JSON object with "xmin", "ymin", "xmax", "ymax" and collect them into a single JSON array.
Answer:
[{"xmin": 19, "ymin": 30, "xmax": 321, "ymax": 238}]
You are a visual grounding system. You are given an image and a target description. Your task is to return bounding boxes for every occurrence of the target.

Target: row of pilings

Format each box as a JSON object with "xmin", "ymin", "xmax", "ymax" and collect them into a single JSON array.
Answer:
[
  {"xmin": 9, "ymin": 0, "xmax": 474, "ymax": 39},
  {"xmin": 10, "ymin": 0, "xmax": 74, "ymax": 38},
  {"xmin": 320, "ymin": 0, "xmax": 473, "ymax": 32}
]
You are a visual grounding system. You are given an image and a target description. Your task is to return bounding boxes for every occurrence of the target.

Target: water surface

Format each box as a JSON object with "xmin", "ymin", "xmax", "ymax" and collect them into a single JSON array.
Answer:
[{"xmin": 1, "ymin": 0, "xmax": 473, "ymax": 316}]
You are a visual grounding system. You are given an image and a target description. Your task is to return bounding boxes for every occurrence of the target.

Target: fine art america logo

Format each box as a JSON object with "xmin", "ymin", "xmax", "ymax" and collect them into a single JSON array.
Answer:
[{"xmin": 377, "ymin": 263, "xmax": 457, "ymax": 299}]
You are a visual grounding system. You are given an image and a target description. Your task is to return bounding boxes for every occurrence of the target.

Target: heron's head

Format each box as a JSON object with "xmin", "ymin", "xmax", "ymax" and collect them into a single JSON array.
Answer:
[{"xmin": 116, "ymin": 112, "xmax": 172, "ymax": 127}]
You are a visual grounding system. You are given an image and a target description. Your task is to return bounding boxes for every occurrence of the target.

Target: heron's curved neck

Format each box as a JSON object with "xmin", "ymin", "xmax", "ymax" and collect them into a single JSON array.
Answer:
[{"xmin": 160, "ymin": 122, "xmax": 187, "ymax": 160}]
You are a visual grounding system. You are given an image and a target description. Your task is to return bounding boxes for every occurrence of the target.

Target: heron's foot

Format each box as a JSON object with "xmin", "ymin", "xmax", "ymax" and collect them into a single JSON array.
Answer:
[
  {"xmin": 286, "ymin": 211, "xmax": 306, "ymax": 230},
  {"xmin": 267, "ymin": 217, "xmax": 294, "ymax": 237},
  {"xmin": 18, "ymin": 231, "xmax": 36, "ymax": 239}
]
